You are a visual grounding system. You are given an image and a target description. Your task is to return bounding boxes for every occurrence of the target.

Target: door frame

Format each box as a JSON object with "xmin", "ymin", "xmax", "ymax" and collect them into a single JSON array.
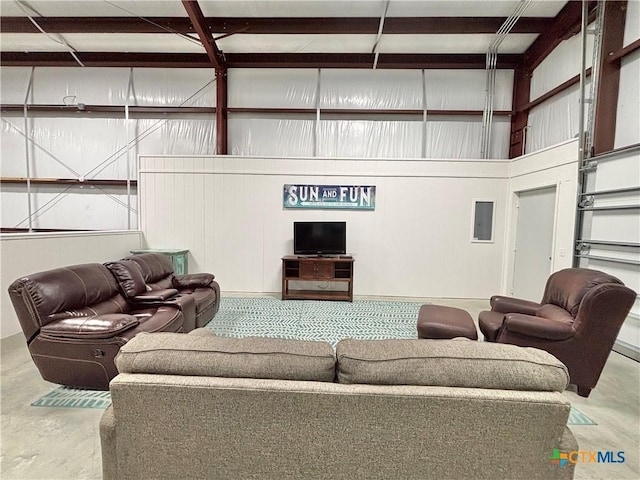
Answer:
[{"xmin": 504, "ymin": 183, "xmax": 561, "ymax": 297}]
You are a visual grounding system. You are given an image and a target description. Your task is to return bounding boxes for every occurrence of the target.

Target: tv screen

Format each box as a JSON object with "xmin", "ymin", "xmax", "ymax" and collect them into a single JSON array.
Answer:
[{"xmin": 294, "ymin": 221, "xmax": 346, "ymax": 256}]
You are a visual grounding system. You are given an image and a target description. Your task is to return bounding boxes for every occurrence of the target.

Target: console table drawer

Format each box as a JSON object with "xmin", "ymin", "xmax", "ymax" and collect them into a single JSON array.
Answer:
[{"xmin": 299, "ymin": 261, "xmax": 334, "ymax": 279}]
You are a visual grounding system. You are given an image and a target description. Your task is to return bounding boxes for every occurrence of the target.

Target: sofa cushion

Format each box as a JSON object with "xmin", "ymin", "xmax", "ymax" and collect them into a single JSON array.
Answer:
[
  {"xmin": 40, "ymin": 314, "xmax": 139, "ymax": 339},
  {"xmin": 173, "ymin": 273, "xmax": 215, "ymax": 289},
  {"xmin": 125, "ymin": 254, "xmax": 175, "ymax": 284},
  {"xmin": 536, "ymin": 304, "xmax": 573, "ymax": 323},
  {"xmin": 336, "ymin": 338, "xmax": 569, "ymax": 392},
  {"xmin": 115, "ymin": 332, "xmax": 335, "ymax": 382},
  {"xmin": 106, "ymin": 260, "xmax": 147, "ymax": 298}
]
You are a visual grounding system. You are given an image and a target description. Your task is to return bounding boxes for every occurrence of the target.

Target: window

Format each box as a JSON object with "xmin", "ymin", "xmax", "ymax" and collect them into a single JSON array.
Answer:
[{"xmin": 472, "ymin": 200, "xmax": 495, "ymax": 242}]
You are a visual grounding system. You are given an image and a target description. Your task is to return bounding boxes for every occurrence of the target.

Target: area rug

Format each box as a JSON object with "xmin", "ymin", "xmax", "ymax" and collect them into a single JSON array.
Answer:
[
  {"xmin": 204, "ymin": 296, "xmax": 422, "ymax": 347},
  {"xmin": 31, "ymin": 387, "xmax": 112, "ymax": 409},
  {"xmin": 30, "ymin": 296, "xmax": 597, "ymax": 425}
]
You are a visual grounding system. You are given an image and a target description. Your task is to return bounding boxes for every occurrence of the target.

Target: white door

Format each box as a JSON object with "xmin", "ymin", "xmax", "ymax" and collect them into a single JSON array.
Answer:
[{"xmin": 512, "ymin": 186, "xmax": 557, "ymax": 301}]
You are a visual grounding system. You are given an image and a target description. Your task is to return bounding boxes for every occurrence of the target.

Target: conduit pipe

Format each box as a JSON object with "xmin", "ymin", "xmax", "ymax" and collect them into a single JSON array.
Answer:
[
  {"xmin": 481, "ymin": 0, "xmax": 531, "ymax": 158},
  {"xmin": 23, "ymin": 67, "xmax": 35, "ymax": 232},
  {"xmin": 125, "ymin": 67, "xmax": 134, "ymax": 230}
]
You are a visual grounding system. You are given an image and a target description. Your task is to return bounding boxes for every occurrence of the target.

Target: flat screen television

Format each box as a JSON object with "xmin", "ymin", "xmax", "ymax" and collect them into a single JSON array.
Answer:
[{"xmin": 294, "ymin": 221, "xmax": 346, "ymax": 256}]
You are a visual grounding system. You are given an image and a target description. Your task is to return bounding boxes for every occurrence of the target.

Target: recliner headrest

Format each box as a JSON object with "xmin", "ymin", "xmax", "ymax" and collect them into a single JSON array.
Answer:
[{"xmin": 543, "ymin": 268, "xmax": 624, "ymax": 317}]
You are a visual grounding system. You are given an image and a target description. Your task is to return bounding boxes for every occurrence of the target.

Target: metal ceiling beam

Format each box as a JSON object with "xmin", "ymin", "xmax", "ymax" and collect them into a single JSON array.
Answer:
[
  {"xmin": 181, "ymin": 1, "xmax": 225, "ymax": 70},
  {"xmin": 524, "ymin": 0, "xmax": 597, "ymax": 71},
  {"xmin": 375, "ymin": 54, "xmax": 522, "ymax": 70},
  {"xmin": 0, "ymin": 52, "xmax": 522, "ymax": 69},
  {"xmin": 1, "ymin": 16, "xmax": 195, "ymax": 33},
  {"xmin": 227, "ymin": 53, "xmax": 522, "ymax": 69},
  {"xmin": 509, "ymin": 0, "xmax": 597, "ymax": 159},
  {"xmin": 1, "ymin": 16, "xmax": 554, "ymax": 35},
  {"xmin": 0, "ymin": 52, "xmax": 213, "ymax": 67},
  {"xmin": 182, "ymin": 0, "xmax": 227, "ymax": 154},
  {"xmin": 592, "ymin": 0, "xmax": 627, "ymax": 155}
]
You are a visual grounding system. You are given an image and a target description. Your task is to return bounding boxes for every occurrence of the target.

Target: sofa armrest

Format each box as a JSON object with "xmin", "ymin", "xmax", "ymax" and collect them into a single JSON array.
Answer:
[
  {"xmin": 558, "ymin": 426, "xmax": 579, "ymax": 480},
  {"xmin": 490, "ymin": 295, "xmax": 542, "ymax": 315},
  {"xmin": 502, "ymin": 313, "xmax": 575, "ymax": 341},
  {"xmin": 173, "ymin": 273, "xmax": 214, "ymax": 289},
  {"xmin": 40, "ymin": 314, "xmax": 139, "ymax": 340},
  {"xmin": 131, "ymin": 289, "xmax": 179, "ymax": 302},
  {"xmin": 100, "ymin": 406, "xmax": 118, "ymax": 480}
]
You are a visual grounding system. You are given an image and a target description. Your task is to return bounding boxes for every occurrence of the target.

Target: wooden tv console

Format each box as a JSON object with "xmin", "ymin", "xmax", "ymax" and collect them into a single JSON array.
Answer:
[{"xmin": 281, "ymin": 255, "xmax": 354, "ymax": 302}]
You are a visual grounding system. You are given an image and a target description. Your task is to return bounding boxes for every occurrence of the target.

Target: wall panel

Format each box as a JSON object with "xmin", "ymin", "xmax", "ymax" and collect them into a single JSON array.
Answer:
[{"xmin": 139, "ymin": 155, "xmax": 510, "ymax": 299}]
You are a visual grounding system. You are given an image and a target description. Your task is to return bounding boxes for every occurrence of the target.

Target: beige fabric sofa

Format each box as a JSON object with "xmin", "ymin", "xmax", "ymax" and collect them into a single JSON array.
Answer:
[{"xmin": 100, "ymin": 330, "xmax": 578, "ymax": 480}]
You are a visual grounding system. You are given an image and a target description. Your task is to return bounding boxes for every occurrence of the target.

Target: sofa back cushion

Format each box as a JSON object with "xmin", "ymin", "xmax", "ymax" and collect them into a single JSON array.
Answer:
[
  {"xmin": 124, "ymin": 254, "xmax": 174, "ymax": 287},
  {"xmin": 115, "ymin": 331, "xmax": 336, "ymax": 382},
  {"xmin": 336, "ymin": 338, "xmax": 569, "ymax": 392},
  {"xmin": 9, "ymin": 263, "xmax": 121, "ymax": 327},
  {"xmin": 105, "ymin": 260, "xmax": 147, "ymax": 298}
]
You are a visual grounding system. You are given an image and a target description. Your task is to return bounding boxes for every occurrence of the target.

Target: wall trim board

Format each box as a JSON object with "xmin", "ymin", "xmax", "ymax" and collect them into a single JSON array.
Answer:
[
  {"xmin": 139, "ymin": 156, "xmax": 510, "ymax": 180},
  {"xmin": 0, "ymin": 229, "xmax": 141, "ymax": 241}
]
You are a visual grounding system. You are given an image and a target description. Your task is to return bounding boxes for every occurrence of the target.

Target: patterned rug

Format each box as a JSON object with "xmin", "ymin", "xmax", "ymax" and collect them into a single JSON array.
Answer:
[
  {"xmin": 204, "ymin": 296, "xmax": 422, "ymax": 347},
  {"xmin": 30, "ymin": 296, "xmax": 597, "ymax": 424},
  {"xmin": 31, "ymin": 387, "xmax": 112, "ymax": 409}
]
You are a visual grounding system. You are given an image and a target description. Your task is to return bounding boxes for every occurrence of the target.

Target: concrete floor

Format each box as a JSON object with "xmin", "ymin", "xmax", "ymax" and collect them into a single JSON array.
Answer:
[{"xmin": 1, "ymin": 296, "xmax": 639, "ymax": 479}]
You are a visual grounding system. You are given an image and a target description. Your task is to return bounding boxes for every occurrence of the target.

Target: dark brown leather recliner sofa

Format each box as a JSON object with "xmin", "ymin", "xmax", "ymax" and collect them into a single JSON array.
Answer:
[
  {"xmin": 8, "ymin": 263, "xmax": 184, "ymax": 390},
  {"xmin": 8, "ymin": 254, "xmax": 221, "ymax": 390},
  {"xmin": 107, "ymin": 253, "xmax": 220, "ymax": 329}
]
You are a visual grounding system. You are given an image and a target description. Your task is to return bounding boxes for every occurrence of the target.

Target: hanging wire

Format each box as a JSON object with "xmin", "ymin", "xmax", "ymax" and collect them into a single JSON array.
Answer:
[
  {"xmin": 371, "ymin": 0, "xmax": 390, "ymax": 69},
  {"xmin": 83, "ymin": 78, "xmax": 217, "ymax": 179},
  {"xmin": 15, "ymin": 0, "xmax": 85, "ymax": 66},
  {"xmin": 2, "ymin": 119, "xmax": 83, "ymax": 177},
  {"xmin": 102, "ymin": 0, "xmax": 204, "ymax": 47}
]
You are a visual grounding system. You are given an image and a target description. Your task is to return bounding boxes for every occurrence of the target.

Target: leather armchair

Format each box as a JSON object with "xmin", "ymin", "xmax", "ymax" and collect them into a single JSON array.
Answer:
[
  {"xmin": 111, "ymin": 253, "xmax": 220, "ymax": 328},
  {"xmin": 479, "ymin": 268, "xmax": 636, "ymax": 397},
  {"xmin": 8, "ymin": 263, "xmax": 184, "ymax": 390}
]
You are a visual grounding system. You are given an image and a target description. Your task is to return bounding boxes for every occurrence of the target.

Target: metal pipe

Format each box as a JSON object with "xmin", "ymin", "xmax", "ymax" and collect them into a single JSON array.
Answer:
[
  {"xmin": 125, "ymin": 67, "xmax": 134, "ymax": 230},
  {"xmin": 23, "ymin": 67, "xmax": 35, "ymax": 232},
  {"xmin": 573, "ymin": 0, "xmax": 591, "ymax": 267},
  {"xmin": 578, "ymin": 0, "xmax": 589, "ymax": 164},
  {"xmin": 481, "ymin": 0, "xmax": 531, "ymax": 158},
  {"xmin": 315, "ymin": 68, "xmax": 321, "ymax": 157},
  {"xmin": 422, "ymin": 69, "xmax": 427, "ymax": 158}
]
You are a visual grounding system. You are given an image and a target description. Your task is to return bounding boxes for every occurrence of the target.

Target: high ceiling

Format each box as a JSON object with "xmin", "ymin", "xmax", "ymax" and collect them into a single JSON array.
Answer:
[{"xmin": 0, "ymin": 0, "xmax": 575, "ymax": 69}]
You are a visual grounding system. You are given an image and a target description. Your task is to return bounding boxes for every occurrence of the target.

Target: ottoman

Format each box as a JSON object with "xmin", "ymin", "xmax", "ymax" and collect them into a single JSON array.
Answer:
[{"xmin": 417, "ymin": 305, "xmax": 478, "ymax": 340}]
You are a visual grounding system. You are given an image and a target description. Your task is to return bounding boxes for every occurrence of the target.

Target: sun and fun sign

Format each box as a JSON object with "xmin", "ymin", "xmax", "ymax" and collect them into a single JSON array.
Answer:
[{"xmin": 283, "ymin": 184, "xmax": 376, "ymax": 210}]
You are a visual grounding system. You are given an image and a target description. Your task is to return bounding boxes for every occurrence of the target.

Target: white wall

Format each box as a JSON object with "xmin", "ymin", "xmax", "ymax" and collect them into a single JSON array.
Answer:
[
  {"xmin": 502, "ymin": 139, "xmax": 579, "ymax": 294},
  {"xmin": 139, "ymin": 155, "xmax": 509, "ymax": 299},
  {"xmin": 0, "ymin": 230, "xmax": 143, "ymax": 339}
]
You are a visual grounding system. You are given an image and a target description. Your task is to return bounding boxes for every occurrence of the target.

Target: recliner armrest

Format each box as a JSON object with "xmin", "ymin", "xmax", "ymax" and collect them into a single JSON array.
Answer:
[
  {"xmin": 173, "ymin": 273, "xmax": 214, "ymax": 289},
  {"xmin": 40, "ymin": 314, "xmax": 139, "ymax": 340},
  {"xmin": 502, "ymin": 313, "xmax": 575, "ymax": 341},
  {"xmin": 491, "ymin": 295, "xmax": 542, "ymax": 315},
  {"xmin": 131, "ymin": 289, "xmax": 179, "ymax": 302}
]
